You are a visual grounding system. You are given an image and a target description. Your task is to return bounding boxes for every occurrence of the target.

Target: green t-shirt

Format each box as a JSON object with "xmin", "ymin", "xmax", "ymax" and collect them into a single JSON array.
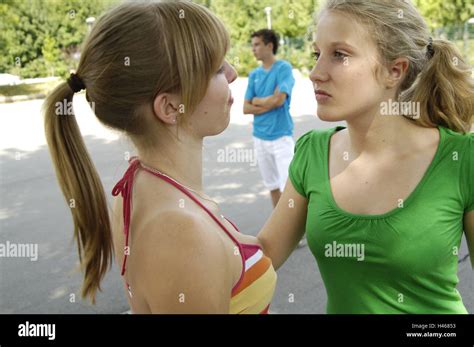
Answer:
[{"xmin": 289, "ymin": 125, "xmax": 473, "ymax": 314}]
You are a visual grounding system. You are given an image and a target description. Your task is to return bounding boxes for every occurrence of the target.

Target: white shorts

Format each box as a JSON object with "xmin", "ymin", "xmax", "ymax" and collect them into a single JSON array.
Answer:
[{"xmin": 253, "ymin": 135, "xmax": 295, "ymax": 192}]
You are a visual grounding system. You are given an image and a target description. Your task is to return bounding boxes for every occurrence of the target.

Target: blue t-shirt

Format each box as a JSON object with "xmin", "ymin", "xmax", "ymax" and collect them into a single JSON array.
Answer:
[{"xmin": 245, "ymin": 60, "xmax": 295, "ymax": 141}]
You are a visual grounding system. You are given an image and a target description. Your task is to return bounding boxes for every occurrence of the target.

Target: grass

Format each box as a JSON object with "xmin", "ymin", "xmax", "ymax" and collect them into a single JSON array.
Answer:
[{"xmin": 0, "ymin": 80, "xmax": 62, "ymax": 97}]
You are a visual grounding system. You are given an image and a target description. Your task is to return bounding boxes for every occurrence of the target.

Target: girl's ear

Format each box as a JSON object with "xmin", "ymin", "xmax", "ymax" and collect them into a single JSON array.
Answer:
[
  {"xmin": 385, "ymin": 57, "xmax": 410, "ymax": 89},
  {"xmin": 152, "ymin": 93, "xmax": 182, "ymax": 125}
]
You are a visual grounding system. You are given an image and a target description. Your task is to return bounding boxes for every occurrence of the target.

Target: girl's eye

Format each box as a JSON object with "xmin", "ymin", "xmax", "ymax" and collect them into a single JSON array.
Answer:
[
  {"xmin": 334, "ymin": 51, "xmax": 348, "ymax": 59},
  {"xmin": 217, "ymin": 66, "xmax": 225, "ymax": 74},
  {"xmin": 312, "ymin": 51, "xmax": 348, "ymax": 61}
]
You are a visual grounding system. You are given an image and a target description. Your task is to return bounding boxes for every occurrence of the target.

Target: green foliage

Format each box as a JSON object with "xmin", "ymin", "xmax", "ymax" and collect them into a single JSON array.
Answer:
[
  {"xmin": 0, "ymin": 0, "xmax": 471, "ymax": 79},
  {"xmin": 415, "ymin": 0, "xmax": 474, "ymax": 29},
  {"xmin": 0, "ymin": 0, "xmax": 118, "ymax": 78},
  {"xmin": 199, "ymin": 0, "xmax": 318, "ymax": 75}
]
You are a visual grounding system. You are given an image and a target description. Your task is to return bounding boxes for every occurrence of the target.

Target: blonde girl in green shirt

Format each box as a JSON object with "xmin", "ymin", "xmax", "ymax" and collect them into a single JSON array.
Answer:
[{"xmin": 258, "ymin": 0, "xmax": 473, "ymax": 313}]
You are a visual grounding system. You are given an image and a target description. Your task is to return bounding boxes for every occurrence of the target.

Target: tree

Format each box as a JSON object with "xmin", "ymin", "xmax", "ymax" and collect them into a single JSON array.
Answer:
[
  {"xmin": 196, "ymin": 0, "xmax": 318, "ymax": 75},
  {"xmin": 42, "ymin": 35, "xmax": 61, "ymax": 76},
  {"xmin": 415, "ymin": 0, "xmax": 474, "ymax": 30},
  {"xmin": 0, "ymin": 0, "xmax": 118, "ymax": 78}
]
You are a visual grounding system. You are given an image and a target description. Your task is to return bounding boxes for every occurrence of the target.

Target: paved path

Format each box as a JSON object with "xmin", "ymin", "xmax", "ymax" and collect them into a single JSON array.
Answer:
[{"xmin": 0, "ymin": 75, "xmax": 472, "ymax": 313}]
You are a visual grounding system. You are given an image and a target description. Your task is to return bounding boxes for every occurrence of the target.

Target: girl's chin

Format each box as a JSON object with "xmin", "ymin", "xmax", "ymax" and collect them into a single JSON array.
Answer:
[
  {"xmin": 317, "ymin": 108, "xmax": 347, "ymax": 123},
  {"xmin": 317, "ymin": 112, "xmax": 337, "ymax": 122},
  {"xmin": 211, "ymin": 115, "xmax": 230, "ymax": 136}
]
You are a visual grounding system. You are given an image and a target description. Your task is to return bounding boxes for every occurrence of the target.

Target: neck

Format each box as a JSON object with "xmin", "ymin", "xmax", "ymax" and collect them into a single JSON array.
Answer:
[
  {"xmin": 262, "ymin": 55, "xmax": 276, "ymax": 70},
  {"xmin": 137, "ymin": 131, "xmax": 204, "ymax": 193},
  {"xmin": 345, "ymin": 102, "xmax": 419, "ymax": 157}
]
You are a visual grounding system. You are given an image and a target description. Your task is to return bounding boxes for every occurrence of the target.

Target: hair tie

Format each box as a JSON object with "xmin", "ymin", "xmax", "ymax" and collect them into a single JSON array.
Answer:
[
  {"xmin": 426, "ymin": 37, "xmax": 435, "ymax": 59},
  {"xmin": 67, "ymin": 73, "xmax": 86, "ymax": 93}
]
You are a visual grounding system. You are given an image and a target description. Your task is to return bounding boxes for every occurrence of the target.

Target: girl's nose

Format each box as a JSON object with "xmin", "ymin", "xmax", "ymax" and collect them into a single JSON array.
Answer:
[{"xmin": 225, "ymin": 61, "xmax": 238, "ymax": 84}]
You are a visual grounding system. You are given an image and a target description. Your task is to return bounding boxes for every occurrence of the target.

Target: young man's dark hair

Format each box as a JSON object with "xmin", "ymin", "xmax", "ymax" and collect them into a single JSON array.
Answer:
[{"xmin": 251, "ymin": 29, "xmax": 279, "ymax": 55}]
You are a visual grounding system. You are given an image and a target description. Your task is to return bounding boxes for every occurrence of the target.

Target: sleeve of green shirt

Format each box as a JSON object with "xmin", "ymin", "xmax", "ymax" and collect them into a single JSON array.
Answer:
[{"xmin": 288, "ymin": 131, "xmax": 313, "ymax": 198}]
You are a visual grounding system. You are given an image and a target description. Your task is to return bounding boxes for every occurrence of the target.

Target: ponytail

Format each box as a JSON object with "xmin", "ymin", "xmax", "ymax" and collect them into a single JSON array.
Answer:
[
  {"xmin": 43, "ymin": 82, "xmax": 113, "ymax": 304},
  {"xmin": 402, "ymin": 38, "xmax": 474, "ymax": 133},
  {"xmin": 42, "ymin": 0, "xmax": 231, "ymax": 303}
]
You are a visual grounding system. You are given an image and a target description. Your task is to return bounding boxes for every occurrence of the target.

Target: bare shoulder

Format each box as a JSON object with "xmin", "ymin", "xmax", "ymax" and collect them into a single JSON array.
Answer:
[
  {"xmin": 137, "ymin": 208, "xmax": 227, "ymax": 260},
  {"xmin": 329, "ymin": 127, "xmax": 349, "ymax": 156},
  {"xmin": 331, "ymin": 125, "xmax": 348, "ymax": 141},
  {"xmin": 132, "ymin": 209, "xmax": 233, "ymax": 313}
]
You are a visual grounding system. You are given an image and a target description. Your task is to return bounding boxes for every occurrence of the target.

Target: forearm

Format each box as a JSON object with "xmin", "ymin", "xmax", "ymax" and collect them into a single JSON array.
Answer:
[
  {"xmin": 243, "ymin": 102, "xmax": 271, "ymax": 115},
  {"xmin": 257, "ymin": 234, "xmax": 295, "ymax": 271},
  {"xmin": 257, "ymin": 181, "xmax": 308, "ymax": 270},
  {"xmin": 253, "ymin": 91, "xmax": 287, "ymax": 110},
  {"xmin": 252, "ymin": 96, "xmax": 278, "ymax": 109}
]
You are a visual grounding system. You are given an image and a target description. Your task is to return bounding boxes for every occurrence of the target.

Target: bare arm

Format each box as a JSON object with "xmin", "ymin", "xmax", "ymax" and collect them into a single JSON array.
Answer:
[
  {"xmin": 464, "ymin": 210, "xmax": 474, "ymax": 268},
  {"xmin": 243, "ymin": 99, "xmax": 272, "ymax": 115},
  {"xmin": 257, "ymin": 179, "xmax": 308, "ymax": 270},
  {"xmin": 137, "ymin": 211, "xmax": 233, "ymax": 313},
  {"xmin": 252, "ymin": 87, "xmax": 287, "ymax": 109}
]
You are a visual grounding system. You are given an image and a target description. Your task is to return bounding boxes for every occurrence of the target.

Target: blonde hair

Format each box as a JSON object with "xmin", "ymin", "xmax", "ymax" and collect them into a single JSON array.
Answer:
[
  {"xmin": 43, "ymin": 1, "xmax": 229, "ymax": 303},
  {"xmin": 318, "ymin": 0, "xmax": 473, "ymax": 133}
]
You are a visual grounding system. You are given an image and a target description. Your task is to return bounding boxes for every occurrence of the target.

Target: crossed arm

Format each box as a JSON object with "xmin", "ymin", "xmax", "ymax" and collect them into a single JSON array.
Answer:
[{"xmin": 243, "ymin": 87, "xmax": 288, "ymax": 116}]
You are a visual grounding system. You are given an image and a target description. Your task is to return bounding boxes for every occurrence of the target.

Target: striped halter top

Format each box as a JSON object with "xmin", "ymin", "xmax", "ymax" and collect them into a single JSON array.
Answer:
[{"xmin": 112, "ymin": 157, "xmax": 277, "ymax": 314}]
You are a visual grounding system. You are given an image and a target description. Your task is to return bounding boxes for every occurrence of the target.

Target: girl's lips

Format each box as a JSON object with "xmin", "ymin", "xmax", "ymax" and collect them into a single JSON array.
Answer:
[
  {"xmin": 315, "ymin": 90, "xmax": 332, "ymax": 103},
  {"xmin": 228, "ymin": 94, "xmax": 234, "ymax": 105}
]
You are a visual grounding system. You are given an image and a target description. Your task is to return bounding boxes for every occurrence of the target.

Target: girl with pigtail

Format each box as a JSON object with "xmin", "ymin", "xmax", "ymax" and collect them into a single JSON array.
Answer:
[{"xmin": 44, "ymin": 1, "xmax": 277, "ymax": 313}]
